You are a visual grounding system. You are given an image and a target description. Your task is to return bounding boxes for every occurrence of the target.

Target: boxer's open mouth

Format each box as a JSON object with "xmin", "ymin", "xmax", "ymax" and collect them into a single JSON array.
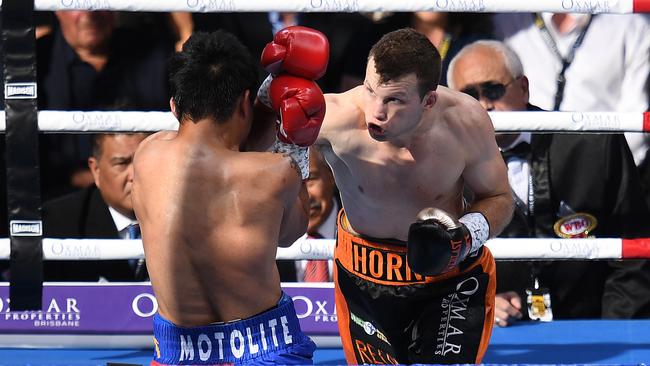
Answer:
[{"xmin": 368, "ymin": 123, "xmax": 385, "ymax": 136}]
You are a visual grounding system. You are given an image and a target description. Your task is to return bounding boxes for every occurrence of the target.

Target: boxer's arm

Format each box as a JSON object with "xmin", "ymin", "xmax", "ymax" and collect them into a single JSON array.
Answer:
[
  {"xmin": 314, "ymin": 92, "xmax": 353, "ymax": 147},
  {"xmin": 278, "ymin": 179, "xmax": 309, "ymax": 248},
  {"xmin": 461, "ymin": 106, "xmax": 514, "ymax": 238}
]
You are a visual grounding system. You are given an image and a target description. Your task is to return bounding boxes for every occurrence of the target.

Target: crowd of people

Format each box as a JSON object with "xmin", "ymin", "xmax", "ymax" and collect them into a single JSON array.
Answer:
[{"xmin": 0, "ymin": 8, "xmax": 649, "ymax": 365}]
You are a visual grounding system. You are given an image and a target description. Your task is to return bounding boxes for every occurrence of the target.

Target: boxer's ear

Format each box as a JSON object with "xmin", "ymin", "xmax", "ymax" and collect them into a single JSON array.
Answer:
[
  {"xmin": 170, "ymin": 97, "xmax": 178, "ymax": 119},
  {"xmin": 240, "ymin": 90, "xmax": 253, "ymax": 121},
  {"xmin": 422, "ymin": 90, "xmax": 437, "ymax": 110}
]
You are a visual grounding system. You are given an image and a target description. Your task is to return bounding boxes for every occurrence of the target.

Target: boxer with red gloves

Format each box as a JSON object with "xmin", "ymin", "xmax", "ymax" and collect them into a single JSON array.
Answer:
[
  {"xmin": 256, "ymin": 26, "xmax": 329, "ymax": 179},
  {"xmin": 310, "ymin": 28, "xmax": 512, "ymax": 365}
]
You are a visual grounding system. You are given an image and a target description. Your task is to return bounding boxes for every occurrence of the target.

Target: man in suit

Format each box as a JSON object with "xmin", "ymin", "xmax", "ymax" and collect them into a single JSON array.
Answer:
[
  {"xmin": 447, "ymin": 40, "xmax": 650, "ymax": 325},
  {"xmin": 42, "ymin": 133, "xmax": 149, "ymax": 281},
  {"xmin": 277, "ymin": 146, "xmax": 339, "ymax": 282},
  {"xmin": 36, "ymin": 11, "xmax": 172, "ymax": 200}
]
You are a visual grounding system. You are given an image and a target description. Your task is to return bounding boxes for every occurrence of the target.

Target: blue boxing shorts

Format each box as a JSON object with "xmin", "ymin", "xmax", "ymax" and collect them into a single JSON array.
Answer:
[{"xmin": 151, "ymin": 292, "xmax": 316, "ymax": 365}]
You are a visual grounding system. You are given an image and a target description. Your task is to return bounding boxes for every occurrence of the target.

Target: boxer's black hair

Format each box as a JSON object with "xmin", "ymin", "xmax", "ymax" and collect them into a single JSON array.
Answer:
[{"xmin": 169, "ymin": 31, "xmax": 258, "ymax": 124}]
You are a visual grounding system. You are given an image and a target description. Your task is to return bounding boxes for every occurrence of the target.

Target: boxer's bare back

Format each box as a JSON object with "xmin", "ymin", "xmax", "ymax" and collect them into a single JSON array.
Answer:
[{"xmin": 133, "ymin": 126, "xmax": 307, "ymax": 327}]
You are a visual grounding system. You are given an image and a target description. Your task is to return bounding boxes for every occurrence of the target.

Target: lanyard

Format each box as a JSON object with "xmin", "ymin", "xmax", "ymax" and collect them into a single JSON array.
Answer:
[
  {"xmin": 527, "ymin": 170, "xmax": 535, "ymax": 226},
  {"xmin": 533, "ymin": 13, "xmax": 593, "ymax": 110},
  {"xmin": 438, "ymin": 33, "xmax": 452, "ymax": 61}
]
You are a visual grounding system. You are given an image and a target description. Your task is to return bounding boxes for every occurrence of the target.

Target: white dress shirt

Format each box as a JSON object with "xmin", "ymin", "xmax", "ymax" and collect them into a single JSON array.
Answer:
[
  {"xmin": 108, "ymin": 206, "xmax": 138, "ymax": 239},
  {"xmin": 493, "ymin": 13, "xmax": 650, "ymax": 165},
  {"xmin": 502, "ymin": 133, "xmax": 532, "ymax": 206}
]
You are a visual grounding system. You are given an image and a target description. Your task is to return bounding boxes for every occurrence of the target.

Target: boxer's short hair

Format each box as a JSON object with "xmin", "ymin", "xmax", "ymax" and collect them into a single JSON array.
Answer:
[
  {"xmin": 369, "ymin": 28, "xmax": 441, "ymax": 97},
  {"xmin": 169, "ymin": 31, "xmax": 258, "ymax": 124}
]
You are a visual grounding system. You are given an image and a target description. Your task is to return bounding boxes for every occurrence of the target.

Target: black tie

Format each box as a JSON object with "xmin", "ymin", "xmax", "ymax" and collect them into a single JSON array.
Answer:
[{"xmin": 501, "ymin": 142, "xmax": 531, "ymax": 162}]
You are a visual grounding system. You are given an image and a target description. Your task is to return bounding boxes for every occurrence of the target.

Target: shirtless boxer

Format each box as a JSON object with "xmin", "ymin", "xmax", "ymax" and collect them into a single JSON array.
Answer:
[
  {"xmin": 132, "ymin": 31, "xmax": 325, "ymax": 365},
  {"xmin": 313, "ymin": 28, "xmax": 513, "ymax": 364}
]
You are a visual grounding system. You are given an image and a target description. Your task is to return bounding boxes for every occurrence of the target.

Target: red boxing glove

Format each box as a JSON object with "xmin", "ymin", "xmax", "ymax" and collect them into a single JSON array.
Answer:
[
  {"xmin": 270, "ymin": 74, "xmax": 325, "ymax": 147},
  {"xmin": 261, "ymin": 26, "xmax": 329, "ymax": 80}
]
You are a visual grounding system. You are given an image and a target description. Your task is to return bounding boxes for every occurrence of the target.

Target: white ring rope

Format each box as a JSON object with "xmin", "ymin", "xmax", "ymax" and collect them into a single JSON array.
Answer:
[
  {"xmin": 0, "ymin": 111, "xmax": 179, "ymax": 133},
  {"xmin": 26, "ymin": 0, "xmax": 650, "ymax": 14},
  {"xmin": 489, "ymin": 111, "xmax": 650, "ymax": 133},
  {"xmin": 0, "ymin": 111, "xmax": 647, "ymax": 133},
  {"xmin": 0, "ymin": 237, "xmax": 649, "ymax": 260}
]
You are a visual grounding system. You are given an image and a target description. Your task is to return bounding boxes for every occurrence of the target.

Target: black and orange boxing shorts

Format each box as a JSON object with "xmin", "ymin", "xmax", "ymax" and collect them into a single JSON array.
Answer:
[{"xmin": 334, "ymin": 210, "xmax": 496, "ymax": 364}]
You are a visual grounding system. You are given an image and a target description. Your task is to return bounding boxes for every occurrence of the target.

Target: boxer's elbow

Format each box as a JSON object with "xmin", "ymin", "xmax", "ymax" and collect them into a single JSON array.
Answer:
[{"xmin": 491, "ymin": 191, "xmax": 515, "ymax": 237}]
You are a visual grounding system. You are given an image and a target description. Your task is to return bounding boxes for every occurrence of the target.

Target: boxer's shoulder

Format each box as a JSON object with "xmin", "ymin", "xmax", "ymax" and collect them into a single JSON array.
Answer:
[
  {"xmin": 231, "ymin": 151, "xmax": 302, "ymax": 189},
  {"xmin": 322, "ymin": 87, "xmax": 365, "ymax": 134}
]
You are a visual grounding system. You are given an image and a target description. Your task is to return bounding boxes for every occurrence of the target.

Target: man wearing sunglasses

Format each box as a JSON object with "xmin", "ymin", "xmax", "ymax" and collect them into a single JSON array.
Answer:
[{"xmin": 448, "ymin": 40, "xmax": 650, "ymax": 327}]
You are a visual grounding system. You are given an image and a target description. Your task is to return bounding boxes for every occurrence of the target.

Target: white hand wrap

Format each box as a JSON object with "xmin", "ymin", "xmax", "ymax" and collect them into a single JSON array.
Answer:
[
  {"xmin": 257, "ymin": 74, "xmax": 274, "ymax": 109},
  {"xmin": 271, "ymin": 139, "xmax": 310, "ymax": 180},
  {"xmin": 459, "ymin": 212, "xmax": 490, "ymax": 254}
]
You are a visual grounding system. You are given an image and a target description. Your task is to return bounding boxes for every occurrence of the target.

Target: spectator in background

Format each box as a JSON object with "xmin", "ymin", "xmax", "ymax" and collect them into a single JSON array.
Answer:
[
  {"xmin": 36, "ymin": 11, "xmax": 173, "ymax": 200},
  {"xmin": 40, "ymin": 133, "xmax": 150, "ymax": 281},
  {"xmin": 192, "ymin": 12, "xmax": 375, "ymax": 92},
  {"xmin": 116, "ymin": 11, "xmax": 192, "ymax": 52},
  {"xmin": 277, "ymin": 146, "xmax": 339, "ymax": 282},
  {"xmin": 492, "ymin": 12, "xmax": 650, "ymax": 205},
  {"xmin": 34, "ymin": 11, "xmax": 56, "ymax": 39},
  {"xmin": 363, "ymin": 12, "xmax": 494, "ymax": 86},
  {"xmin": 447, "ymin": 40, "xmax": 650, "ymax": 326}
]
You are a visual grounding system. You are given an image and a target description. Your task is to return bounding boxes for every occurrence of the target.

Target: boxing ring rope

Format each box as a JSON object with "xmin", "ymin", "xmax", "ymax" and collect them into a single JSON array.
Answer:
[
  {"xmin": 0, "ymin": 237, "xmax": 649, "ymax": 261},
  {"xmin": 1, "ymin": 110, "xmax": 649, "ymax": 133},
  {"xmin": 28, "ymin": 0, "xmax": 650, "ymax": 14}
]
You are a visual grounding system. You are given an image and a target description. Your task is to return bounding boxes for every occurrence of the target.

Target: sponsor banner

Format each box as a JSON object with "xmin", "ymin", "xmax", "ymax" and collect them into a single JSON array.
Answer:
[
  {"xmin": 283, "ymin": 285, "xmax": 338, "ymax": 335},
  {"xmin": 0, "ymin": 285, "xmax": 155, "ymax": 333},
  {"xmin": 0, "ymin": 284, "xmax": 337, "ymax": 335}
]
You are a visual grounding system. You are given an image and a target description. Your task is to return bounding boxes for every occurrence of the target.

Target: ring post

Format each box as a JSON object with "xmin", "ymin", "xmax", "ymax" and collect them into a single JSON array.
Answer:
[{"xmin": 2, "ymin": 0, "xmax": 44, "ymax": 310}]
